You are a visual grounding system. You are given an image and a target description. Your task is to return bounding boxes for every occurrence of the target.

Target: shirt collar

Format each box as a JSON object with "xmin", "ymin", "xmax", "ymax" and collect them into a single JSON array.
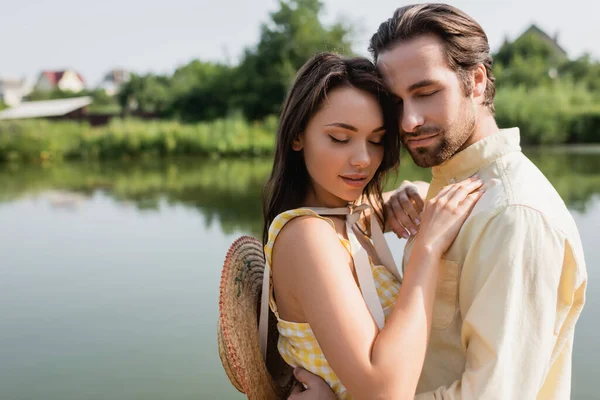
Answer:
[{"xmin": 431, "ymin": 127, "xmax": 521, "ymax": 183}]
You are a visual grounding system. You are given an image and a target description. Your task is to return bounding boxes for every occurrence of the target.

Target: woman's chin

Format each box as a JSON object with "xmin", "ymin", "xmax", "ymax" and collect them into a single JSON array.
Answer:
[{"xmin": 339, "ymin": 191, "xmax": 363, "ymax": 204}]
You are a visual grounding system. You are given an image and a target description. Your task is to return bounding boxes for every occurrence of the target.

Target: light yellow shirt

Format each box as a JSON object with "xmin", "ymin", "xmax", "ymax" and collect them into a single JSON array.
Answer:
[{"xmin": 403, "ymin": 128, "xmax": 587, "ymax": 400}]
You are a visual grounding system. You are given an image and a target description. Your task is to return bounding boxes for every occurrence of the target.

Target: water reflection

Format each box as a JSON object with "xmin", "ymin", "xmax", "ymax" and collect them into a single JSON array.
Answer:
[
  {"xmin": 1, "ymin": 148, "xmax": 599, "ymax": 233},
  {"xmin": 0, "ymin": 148, "xmax": 598, "ymax": 400}
]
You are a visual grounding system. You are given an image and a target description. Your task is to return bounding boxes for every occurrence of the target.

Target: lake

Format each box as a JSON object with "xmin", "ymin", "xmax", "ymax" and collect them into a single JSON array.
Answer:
[{"xmin": 0, "ymin": 148, "xmax": 598, "ymax": 399}]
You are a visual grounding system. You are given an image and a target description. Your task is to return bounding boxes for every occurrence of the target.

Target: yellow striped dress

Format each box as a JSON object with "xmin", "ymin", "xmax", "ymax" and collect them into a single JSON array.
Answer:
[{"xmin": 264, "ymin": 208, "xmax": 401, "ymax": 399}]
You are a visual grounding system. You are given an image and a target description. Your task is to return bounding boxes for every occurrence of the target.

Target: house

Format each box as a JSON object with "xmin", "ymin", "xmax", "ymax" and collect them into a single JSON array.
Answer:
[
  {"xmin": 0, "ymin": 77, "xmax": 29, "ymax": 107},
  {"xmin": 97, "ymin": 68, "xmax": 130, "ymax": 96},
  {"xmin": 0, "ymin": 96, "xmax": 92, "ymax": 121},
  {"xmin": 516, "ymin": 24, "xmax": 568, "ymax": 59},
  {"xmin": 36, "ymin": 70, "xmax": 86, "ymax": 93}
]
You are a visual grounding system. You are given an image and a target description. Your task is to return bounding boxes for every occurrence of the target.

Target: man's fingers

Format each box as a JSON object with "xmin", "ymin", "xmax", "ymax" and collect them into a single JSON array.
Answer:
[
  {"xmin": 289, "ymin": 367, "xmax": 338, "ymax": 400},
  {"xmin": 385, "ymin": 203, "xmax": 409, "ymax": 239},
  {"xmin": 391, "ymin": 198, "xmax": 415, "ymax": 236},
  {"xmin": 293, "ymin": 366, "xmax": 328, "ymax": 389},
  {"xmin": 407, "ymin": 187, "xmax": 425, "ymax": 214},
  {"xmin": 290, "ymin": 381, "xmax": 304, "ymax": 395},
  {"xmin": 399, "ymin": 191, "xmax": 422, "ymax": 228}
]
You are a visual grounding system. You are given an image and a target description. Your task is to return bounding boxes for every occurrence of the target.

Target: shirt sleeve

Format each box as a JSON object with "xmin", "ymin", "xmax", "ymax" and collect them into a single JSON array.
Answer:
[{"xmin": 415, "ymin": 205, "xmax": 586, "ymax": 399}]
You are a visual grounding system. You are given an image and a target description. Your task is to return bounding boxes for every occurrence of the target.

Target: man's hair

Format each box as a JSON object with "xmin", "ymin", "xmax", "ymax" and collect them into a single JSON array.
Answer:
[{"xmin": 369, "ymin": 3, "xmax": 496, "ymax": 114}]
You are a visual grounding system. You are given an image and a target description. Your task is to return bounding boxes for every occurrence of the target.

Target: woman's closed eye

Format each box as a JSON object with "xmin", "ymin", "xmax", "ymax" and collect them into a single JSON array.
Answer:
[
  {"xmin": 329, "ymin": 135, "xmax": 384, "ymax": 146},
  {"xmin": 369, "ymin": 135, "xmax": 384, "ymax": 146},
  {"xmin": 328, "ymin": 135, "xmax": 349, "ymax": 144}
]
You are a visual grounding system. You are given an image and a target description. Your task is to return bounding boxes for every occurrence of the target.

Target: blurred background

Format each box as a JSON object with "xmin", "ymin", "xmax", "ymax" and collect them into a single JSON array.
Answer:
[{"xmin": 0, "ymin": 0, "xmax": 598, "ymax": 399}]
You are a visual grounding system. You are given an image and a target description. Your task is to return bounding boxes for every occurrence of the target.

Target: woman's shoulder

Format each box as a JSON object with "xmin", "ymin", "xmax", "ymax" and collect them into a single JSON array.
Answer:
[
  {"xmin": 267, "ymin": 208, "xmax": 334, "ymax": 244},
  {"xmin": 265, "ymin": 208, "xmax": 342, "ymax": 265}
]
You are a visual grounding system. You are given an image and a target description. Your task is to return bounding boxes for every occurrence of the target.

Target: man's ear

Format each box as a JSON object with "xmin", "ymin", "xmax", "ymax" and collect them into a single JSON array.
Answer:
[
  {"xmin": 472, "ymin": 64, "xmax": 487, "ymax": 103},
  {"xmin": 292, "ymin": 133, "xmax": 304, "ymax": 151}
]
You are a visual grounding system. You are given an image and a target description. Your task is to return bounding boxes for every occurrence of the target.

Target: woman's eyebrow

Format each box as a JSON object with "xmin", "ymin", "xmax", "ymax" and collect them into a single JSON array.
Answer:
[
  {"xmin": 324, "ymin": 122, "xmax": 357, "ymax": 132},
  {"xmin": 325, "ymin": 122, "xmax": 385, "ymax": 133}
]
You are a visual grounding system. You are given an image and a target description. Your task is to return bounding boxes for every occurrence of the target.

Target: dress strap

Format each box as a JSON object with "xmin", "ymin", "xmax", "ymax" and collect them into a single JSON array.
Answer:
[{"xmin": 258, "ymin": 205, "xmax": 401, "ymax": 360}]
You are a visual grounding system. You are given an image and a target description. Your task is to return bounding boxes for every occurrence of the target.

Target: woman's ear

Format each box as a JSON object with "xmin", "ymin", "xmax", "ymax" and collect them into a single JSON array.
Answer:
[{"xmin": 292, "ymin": 134, "xmax": 304, "ymax": 151}]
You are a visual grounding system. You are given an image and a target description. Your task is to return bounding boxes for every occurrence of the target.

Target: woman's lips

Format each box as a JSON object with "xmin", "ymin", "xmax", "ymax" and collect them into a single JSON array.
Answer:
[{"xmin": 340, "ymin": 175, "xmax": 368, "ymax": 187}]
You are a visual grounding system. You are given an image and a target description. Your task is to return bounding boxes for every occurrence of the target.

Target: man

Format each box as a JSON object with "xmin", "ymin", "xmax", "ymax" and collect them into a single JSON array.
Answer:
[{"xmin": 289, "ymin": 3, "xmax": 587, "ymax": 399}]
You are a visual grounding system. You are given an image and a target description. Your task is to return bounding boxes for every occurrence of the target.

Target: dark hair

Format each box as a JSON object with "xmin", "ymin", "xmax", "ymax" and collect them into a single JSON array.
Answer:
[
  {"xmin": 369, "ymin": 3, "xmax": 496, "ymax": 114},
  {"xmin": 262, "ymin": 52, "xmax": 401, "ymax": 244}
]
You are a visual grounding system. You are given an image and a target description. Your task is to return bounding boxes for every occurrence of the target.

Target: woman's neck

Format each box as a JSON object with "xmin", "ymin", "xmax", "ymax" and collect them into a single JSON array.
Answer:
[{"xmin": 302, "ymin": 184, "xmax": 351, "ymax": 209}]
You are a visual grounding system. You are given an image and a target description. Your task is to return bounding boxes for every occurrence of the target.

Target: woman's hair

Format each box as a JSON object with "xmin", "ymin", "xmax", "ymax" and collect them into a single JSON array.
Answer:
[{"xmin": 262, "ymin": 52, "xmax": 401, "ymax": 244}]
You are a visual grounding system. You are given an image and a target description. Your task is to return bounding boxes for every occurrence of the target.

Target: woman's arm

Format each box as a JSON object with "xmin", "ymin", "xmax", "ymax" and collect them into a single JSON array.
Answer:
[{"xmin": 273, "ymin": 177, "xmax": 483, "ymax": 400}]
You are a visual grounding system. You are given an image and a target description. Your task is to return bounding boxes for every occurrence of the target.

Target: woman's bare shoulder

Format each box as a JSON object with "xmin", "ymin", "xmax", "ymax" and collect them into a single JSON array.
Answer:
[{"xmin": 272, "ymin": 215, "xmax": 348, "ymax": 275}]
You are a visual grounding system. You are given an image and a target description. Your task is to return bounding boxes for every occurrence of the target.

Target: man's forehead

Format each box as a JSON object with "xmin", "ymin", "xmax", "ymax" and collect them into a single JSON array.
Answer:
[{"xmin": 376, "ymin": 35, "xmax": 446, "ymax": 87}]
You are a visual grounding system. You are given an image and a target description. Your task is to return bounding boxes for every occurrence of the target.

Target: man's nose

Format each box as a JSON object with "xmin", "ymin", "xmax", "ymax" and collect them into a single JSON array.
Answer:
[{"xmin": 401, "ymin": 103, "xmax": 424, "ymax": 133}]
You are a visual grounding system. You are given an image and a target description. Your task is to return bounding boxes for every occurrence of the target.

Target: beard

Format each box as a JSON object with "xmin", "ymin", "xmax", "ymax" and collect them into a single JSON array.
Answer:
[{"xmin": 402, "ymin": 98, "xmax": 476, "ymax": 168}]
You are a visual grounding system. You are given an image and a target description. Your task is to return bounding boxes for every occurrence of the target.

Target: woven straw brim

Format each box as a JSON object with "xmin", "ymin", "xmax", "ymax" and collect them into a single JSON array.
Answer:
[{"xmin": 218, "ymin": 236, "xmax": 294, "ymax": 400}]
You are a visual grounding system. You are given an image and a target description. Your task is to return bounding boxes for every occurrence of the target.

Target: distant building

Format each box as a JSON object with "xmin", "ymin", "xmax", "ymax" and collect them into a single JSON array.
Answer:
[
  {"xmin": 97, "ymin": 69, "xmax": 130, "ymax": 96},
  {"xmin": 0, "ymin": 96, "xmax": 92, "ymax": 121},
  {"xmin": 0, "ymin": 77, "xmax": 28, "ymax": 107},
  {"xmin": 36, "ymin": 70, "xmax": 86, "ymax": 93},
  {"xmin": 516, "ymin": 24, "xmax": 568, "ymax": 59}
]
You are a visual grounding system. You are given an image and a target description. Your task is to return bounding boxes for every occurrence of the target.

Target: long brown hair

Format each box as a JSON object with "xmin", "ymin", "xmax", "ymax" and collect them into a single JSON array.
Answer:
[
  {"xmin": 369, "ymin": 3, "xmax": 496, "ymax": 114},
  {"xmin": 262, "ymin": 52, "xmax": 401, "ymax": 244}
]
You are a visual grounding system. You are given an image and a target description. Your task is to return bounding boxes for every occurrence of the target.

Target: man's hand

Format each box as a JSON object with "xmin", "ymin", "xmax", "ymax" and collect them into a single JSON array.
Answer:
[
  {"xmin": 288, "ymin": 367, "xmax": 337, "ymax": 400},
  {"xmin": 385, "ymin": 180, "xmax": 427, "ymax": 239}
]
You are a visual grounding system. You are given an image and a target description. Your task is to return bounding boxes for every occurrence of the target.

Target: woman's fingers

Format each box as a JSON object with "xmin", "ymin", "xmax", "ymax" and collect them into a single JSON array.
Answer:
[
  {"xmin": 432, "ymin": 176, "xmax": 482, "ymax": 206},
  {"xmin": 459, "ymin": 188, "xmax": 485, "ymax": 213},
  {"xmin": 445, "ymin": 179, "xmax": 484, "ymax": 208}
]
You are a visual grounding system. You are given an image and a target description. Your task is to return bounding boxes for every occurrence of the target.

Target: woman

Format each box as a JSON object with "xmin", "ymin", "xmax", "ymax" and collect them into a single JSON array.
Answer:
[{"xmin": 261, "ymin": 52, "xmax": 483, "ymax": 399}]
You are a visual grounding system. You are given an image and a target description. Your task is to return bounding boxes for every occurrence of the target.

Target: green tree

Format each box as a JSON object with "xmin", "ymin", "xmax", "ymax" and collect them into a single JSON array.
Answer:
[
  {"xmin": 233, "ymin": 0, "xmax": 354, "ymax": 120},
  {"xmin": 118, "ymin": 74, "xmax": 172, "ymax": 115},
  {"xmin": 559, "ymin": 54, "xmax": 600, "ymax": 92},
  {"xmin": 167, "ymin": 61, "xmax": 235, "ymax": 121},
  {"xmin": 493, "ymin": 32, "xmax": 566, "ymax": 87}
]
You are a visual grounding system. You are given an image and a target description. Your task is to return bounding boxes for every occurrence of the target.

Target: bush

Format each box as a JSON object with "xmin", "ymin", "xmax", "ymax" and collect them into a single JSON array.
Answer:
[
  {"xmin": 0, "ymin": 116, "xmax": 277, "ymax": 163},
  {"xmin": 567, "ymin": 107, "xmax": 600, "ymax": 143},
  {"xmin": 495, "ymin": 82, "xmax": 598, "ymax": 144}
]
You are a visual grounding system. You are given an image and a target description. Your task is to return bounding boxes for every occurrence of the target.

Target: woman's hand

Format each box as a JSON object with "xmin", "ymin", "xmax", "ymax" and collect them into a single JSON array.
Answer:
[
  {"xmin": 415, "ymin": 176, "xmax": 484, "ymax": 257},
  {"xmin": 385, "ymin": 180, "xmax": 428, "ymax": 238}
]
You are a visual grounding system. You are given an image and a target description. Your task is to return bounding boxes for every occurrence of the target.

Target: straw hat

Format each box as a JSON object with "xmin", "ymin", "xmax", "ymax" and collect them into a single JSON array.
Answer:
[{"xmin": 218, "ymin": 236, "xmax": 295, "ymax": 399}]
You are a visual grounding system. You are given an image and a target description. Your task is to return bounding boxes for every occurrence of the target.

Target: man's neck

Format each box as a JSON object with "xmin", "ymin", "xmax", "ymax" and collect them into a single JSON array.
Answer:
[{"xmin": 458, "ymin": 113, "xmax": 499, "ymax": 153}]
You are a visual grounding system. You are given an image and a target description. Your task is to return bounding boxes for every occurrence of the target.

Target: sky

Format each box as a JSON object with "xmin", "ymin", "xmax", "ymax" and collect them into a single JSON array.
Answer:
[{"xmin": 1, "ymin": 0, "xmax": 599, "ymax": 87}]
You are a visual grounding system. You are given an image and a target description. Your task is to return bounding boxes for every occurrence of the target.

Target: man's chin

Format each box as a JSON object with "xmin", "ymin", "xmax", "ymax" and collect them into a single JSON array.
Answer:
[{"xmin": 407, "ymin": 148, "xmax": 439, "ymax": 168}]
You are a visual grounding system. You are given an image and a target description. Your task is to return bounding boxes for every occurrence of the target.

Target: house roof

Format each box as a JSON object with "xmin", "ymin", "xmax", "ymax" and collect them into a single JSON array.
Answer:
[
  {"xmin": 0, "ymin": 96, "xmax": 92, "ymax": 120},
  {"xmin": 41, "ymin": 70, "xmax": 86, "ymax": 85},
  {"xmin": 519, "ymin": 24, "xmax": 568, "ymax": 58},
  {"xmin": 102, "ymin": 69, "xmax": 130, "ymax": 84},
  {"xmin": 0, "ymin": 77, "xmax": 26, "ymax": 86}
]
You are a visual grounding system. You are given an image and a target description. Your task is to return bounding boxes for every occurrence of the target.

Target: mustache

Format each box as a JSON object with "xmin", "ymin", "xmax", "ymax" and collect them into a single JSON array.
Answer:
[{"xmin": 401, "ymin": 126, "xmax": 443, "ymax": 139}]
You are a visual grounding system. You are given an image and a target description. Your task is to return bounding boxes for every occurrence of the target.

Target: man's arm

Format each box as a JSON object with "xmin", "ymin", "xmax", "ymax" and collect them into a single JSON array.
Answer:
[{"xmin": 415, "ymin": 205, "xmax": 586, "ymax": 399}]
